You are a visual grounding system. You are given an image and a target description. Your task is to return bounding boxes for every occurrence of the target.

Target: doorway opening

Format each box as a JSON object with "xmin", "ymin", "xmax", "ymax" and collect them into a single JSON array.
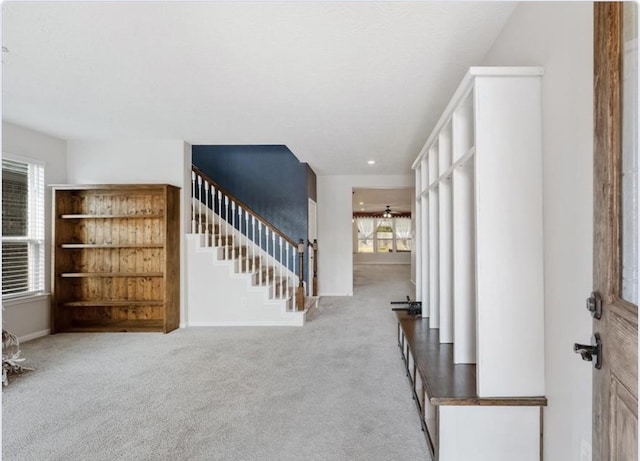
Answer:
[{"xmin": 352, "ymin": 187, "xmax": 415, "ymax": 287}]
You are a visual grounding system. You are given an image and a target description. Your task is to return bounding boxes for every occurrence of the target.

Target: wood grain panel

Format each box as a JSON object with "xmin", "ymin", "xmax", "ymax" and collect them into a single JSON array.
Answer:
[
  {"xmin": 594, "ymin": 5, "xmax": 622, "ymax": 458},
  {"xmin": 609, "ymin": 307, "xmax": 639, "ymax": 385},
  {"xmin": 52, "ymin": 184, "xmax": 180, "ymax": 333},
  {"xmin": 610, "ymin": 377, "xmax": 638, "ymax": 460},
  {"xmin": 164, "ymin": 185, "xmax": 181, "ymax": 332},
  {"xmin": 593, "ymin": 4, "xmax": 638, "ymax": 460}
]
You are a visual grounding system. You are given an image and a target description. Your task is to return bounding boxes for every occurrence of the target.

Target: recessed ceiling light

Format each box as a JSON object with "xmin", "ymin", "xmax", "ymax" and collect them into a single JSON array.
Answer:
[
  {"xmin": 367, "ymin": 160, "xmax": 375, "ymax": 165},
  {"xmin": 359, "ymin": 202, "xmax": 364, "ymax": 205}
]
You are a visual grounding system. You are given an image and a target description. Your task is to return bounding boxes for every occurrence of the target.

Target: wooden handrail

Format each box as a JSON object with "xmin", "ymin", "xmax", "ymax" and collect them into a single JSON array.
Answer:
[{"xmin": 192, "ymin": 165, "xmax": 298, "ymax": 248}]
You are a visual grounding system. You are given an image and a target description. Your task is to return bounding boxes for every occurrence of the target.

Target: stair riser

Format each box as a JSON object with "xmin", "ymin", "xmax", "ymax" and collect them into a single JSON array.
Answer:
[
  {"xmin": 194, "ymin": 219, "xmax": 219, "ymax": 234},
  {"xmin": 252, "ymin": 270, "xmax": 275, "ymax": 285},
  {"xmin": 196, "ymin": 232, "xmax": 295, "ymax": 300},
  {"xmin": 212, "ymin": 235, "xmax": 235, "ymax": 245},
  {"xmin": 236, "ymin": 257, "xmax": 261, "ymax": 272}
]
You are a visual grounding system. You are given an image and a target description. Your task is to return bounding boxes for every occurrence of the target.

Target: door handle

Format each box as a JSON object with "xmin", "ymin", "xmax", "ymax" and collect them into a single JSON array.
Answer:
[
  {"xmin": 586, "ymin": 291, "xmax": 602, "ymax": 319},
  {"xmin": 573, "ymin": 333, "xmax": 602, "ymax": 369}
]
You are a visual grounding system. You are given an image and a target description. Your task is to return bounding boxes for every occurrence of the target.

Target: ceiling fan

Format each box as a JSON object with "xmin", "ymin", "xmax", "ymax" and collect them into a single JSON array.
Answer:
[{"xmin": 382, "ymin": 206, "xmax": 399, "ymax": 218}]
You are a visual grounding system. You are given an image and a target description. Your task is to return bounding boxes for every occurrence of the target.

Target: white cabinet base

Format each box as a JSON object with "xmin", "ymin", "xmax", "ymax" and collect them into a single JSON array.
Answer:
[{"xmin": 439, "ymin": 406, "xmax": 541, "ymax": 461}]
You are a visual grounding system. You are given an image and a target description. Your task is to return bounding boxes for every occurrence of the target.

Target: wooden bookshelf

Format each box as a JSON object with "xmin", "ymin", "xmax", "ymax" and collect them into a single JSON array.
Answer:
[{"xmin": 51, "ymin": 184, "xmax": 180, "ymax": 333}]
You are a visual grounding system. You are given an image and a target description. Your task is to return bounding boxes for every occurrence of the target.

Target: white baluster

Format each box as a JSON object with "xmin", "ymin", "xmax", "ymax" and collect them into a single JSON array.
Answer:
[
  {"xmin": 239, "ymin": 205, "xmax": 244, "ymax": 269},
  {"xmin": 224, "ymin": 196, "xmax": 229, "ymax": 259},
  {"xmin": 244, "ymin": 210, "xmax": 249, "ymax": 272},
  {"xmin": 197, "ymin": 175, "xmax": 203, "ymax": 234},
  {"xmin": 217, "ymin": 191, "xmax": 222, "ymax": 247},
  {"xmin": 265, "ymin": 226, "xmax": 269, "ymax": 284},
  {"xmin": 238, "ymin": 206, "xmax": 244, "ymax": 270},
  {"xmin": 252, "ymin": 215, "xmax": 256, "ymax": 272},
  {"xmin": 214, "ymin": 184, "xmax": 216, "ymax": 247},
  {"xmin": 231, "ymin": 201, "xmax": 236, "ymax": 260},
  {"xmin": 268, "ymin": 225, "xmax": 272, "ymax": 284},
  {"xmin": 293, "ymin": 243, "xmax": 297, "ymax": 292},
  {"xmin": 286, "ymin": 243, "xmax": 290, "ymax": 300},
  {"xmin": 204, "ymin": 181, "xmax": 209, "ymax": 246},
  {"xmin": 272, "ymin": 232, "xmax": 276, "ymax": 299},
  {"xmin": 191, "ymin": 171, "xmax": 196, "ymax": 233},
  {"xmin": 279, "ymin": 236, "xmax": 283, "ymax": 299},
  {"xmin": 258, "ymin": 221, "xmax": 263, "ymax": 286}
]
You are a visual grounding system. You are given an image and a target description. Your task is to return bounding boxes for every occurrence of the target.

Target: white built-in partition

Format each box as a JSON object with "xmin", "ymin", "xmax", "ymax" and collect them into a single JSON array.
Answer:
[
  {"xmin": 452, "ymin": 89, "xmax": 476, "ymax": 365},
  {"xmin": 409, "ymin": 67, "xmax": 545, "ymax": 461},
  {"xmin": 414, "ymin": 166, "xmax": 422, "ymax": 303},
  {"xmin": 419, "ymin": 157, "xmax": 429, "ymax": 318},
  {"xmin": 452, "ymin": 158, "xmax": 475, "ymax": 364},
  {"xmin": 413, "ymin": 66, "xmax": 544, "ymax": 397},
  {"xmin": 427, "ymin": 146, "xmax": 440, "ymax": 327},
  {"xmin": 472, "ymin": 72, "xmax": 544, "ymax": 397},
  {"xmin": 438, "ymin": 126, "xmax": 453, "ymax": 343}
]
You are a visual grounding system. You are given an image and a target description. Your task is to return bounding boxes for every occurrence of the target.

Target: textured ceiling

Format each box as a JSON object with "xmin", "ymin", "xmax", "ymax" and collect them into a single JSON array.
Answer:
[{"xmin": 2, "ymin": 1, "xmax": 517, "ymax": 175}]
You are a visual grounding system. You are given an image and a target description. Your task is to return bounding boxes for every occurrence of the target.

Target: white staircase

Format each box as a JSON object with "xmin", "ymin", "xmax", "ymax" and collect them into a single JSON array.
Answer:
[
  {"xmin": 186, "ymin": 233, "xmax": 306, "ymax": 326},
  {"xmin": 185, "ymin": 168, "xmax": 311, "ymax": 326}
]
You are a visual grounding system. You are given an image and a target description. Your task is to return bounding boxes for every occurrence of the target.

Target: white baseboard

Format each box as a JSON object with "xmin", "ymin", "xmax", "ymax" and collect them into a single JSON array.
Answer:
[
  {"xmin": 318, "ymin": 292, "xmax": 353, "ymax": 297},
  {"xmin": 187, "ymin": 321, "xmax": 304, "ymax": 327},
  {"xmin": 353, "ymin": 261, "xmax": 411, "ymax": 265},
  {"xmin": 18, "ymin": 329, "xmax": 50, "ymax": 343}
]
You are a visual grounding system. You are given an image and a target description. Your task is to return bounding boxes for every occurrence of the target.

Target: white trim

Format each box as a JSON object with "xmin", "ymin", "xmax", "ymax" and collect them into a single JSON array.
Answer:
[
  {"xmin": 319, "ymin": 292, "xmax": 353, "ymax": 297},
  {"xmin": 18, "ymin": 328, "xmax": 50, "ymax": 343},
  {"xmin": 2, "ymin": 153, "xmax": 46, "ymax": 297},
  {"xmin": 2, "ymin": 292, "xmax": 50, "ymax": 307},
  {"xmin": 467, "ymin": 66, "xmax": 544, "ymax": 77},
  {"xmin": 2, "ymin": 152, "xmax": 45, "ymax": 168},
  {"xmin": 354, "ymin": 261, "xmax": 411, "ymax": 265},
  {"xmin": 411, "ymin": 66, "xmax": 544, "ymax": 169},
  {"xmin": 187, "ymin": 320, "xmax": 304, "ymax": 327}
]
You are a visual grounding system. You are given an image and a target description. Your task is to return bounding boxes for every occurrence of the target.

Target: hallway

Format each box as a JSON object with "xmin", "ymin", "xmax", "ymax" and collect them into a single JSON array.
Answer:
[{"xmin": 3, "ymin": 264, "xmax": 428, "ymax": 460}]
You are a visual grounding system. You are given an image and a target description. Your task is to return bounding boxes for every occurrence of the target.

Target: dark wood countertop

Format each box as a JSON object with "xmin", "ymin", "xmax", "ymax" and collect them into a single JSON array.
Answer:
[{"xmin": 396, "ymin": 312, "xmax": 547, "ymax": 407}]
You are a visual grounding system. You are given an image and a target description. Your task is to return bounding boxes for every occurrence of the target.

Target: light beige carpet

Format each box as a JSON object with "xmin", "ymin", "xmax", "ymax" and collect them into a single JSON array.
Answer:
[{"xmin": 2, "ymin": 264, "xmax": 429, "ymax": 461}]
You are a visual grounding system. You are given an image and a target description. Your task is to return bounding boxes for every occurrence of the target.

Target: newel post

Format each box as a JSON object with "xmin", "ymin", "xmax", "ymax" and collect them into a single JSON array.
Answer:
[
  {"xmin": 312, "ymin": 239, "xmax": 318, "ymax": 297},
  {"xmin": 297, "ymin": 239, "xmax": 305, "ymax": 311}
]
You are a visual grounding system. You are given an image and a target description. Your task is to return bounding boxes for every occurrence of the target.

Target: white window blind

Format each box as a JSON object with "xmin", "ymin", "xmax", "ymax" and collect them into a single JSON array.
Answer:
[{"xmin": 2, "ymin": 156, "xmax": 45, "ymax": 298}]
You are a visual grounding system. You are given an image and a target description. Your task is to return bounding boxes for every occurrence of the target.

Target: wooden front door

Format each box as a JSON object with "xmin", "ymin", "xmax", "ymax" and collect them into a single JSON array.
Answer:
[{"xmin": 593, "ymin": 3, "xmax": 638, "ymax": 460}]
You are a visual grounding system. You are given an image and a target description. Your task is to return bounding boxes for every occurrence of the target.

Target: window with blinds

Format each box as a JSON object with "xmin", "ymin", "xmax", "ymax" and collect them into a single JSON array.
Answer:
[{"xmin": 2, "ymin": 156, "xmax": 45, "ymax": 298}]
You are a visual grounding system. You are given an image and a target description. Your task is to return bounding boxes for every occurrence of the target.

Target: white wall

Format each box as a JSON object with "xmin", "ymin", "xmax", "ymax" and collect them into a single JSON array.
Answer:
[
  {"xmin": 185, "ymin": 235, "xmax": 303, "ymax": 326},
  {"xmin": 66, "ymin": 139, "xmax": 185, "ymax": 185},
  {"xmin": 182, "ymin": 142, "xmax": 192, "ymax": 326},
  {"xmin": 482, "ymin": 3, "xmax": 593, "ymax": 461},
  {"xmin": 2, "ymin": 122, "xmax": 67, "ymax": 340},
  {"xmin": 66, "ymin": 139, "xmax": 190, "ymax": 326},
  {"xmin": 317, "ymin": 175, "xmax": 413, "ymax": 296}
]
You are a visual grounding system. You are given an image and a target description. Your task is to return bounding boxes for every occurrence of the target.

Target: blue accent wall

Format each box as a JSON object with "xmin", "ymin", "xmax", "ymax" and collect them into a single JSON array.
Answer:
[{"xmin": 192, "ymin": 145, "xmax": 315, "ymax": 284}]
